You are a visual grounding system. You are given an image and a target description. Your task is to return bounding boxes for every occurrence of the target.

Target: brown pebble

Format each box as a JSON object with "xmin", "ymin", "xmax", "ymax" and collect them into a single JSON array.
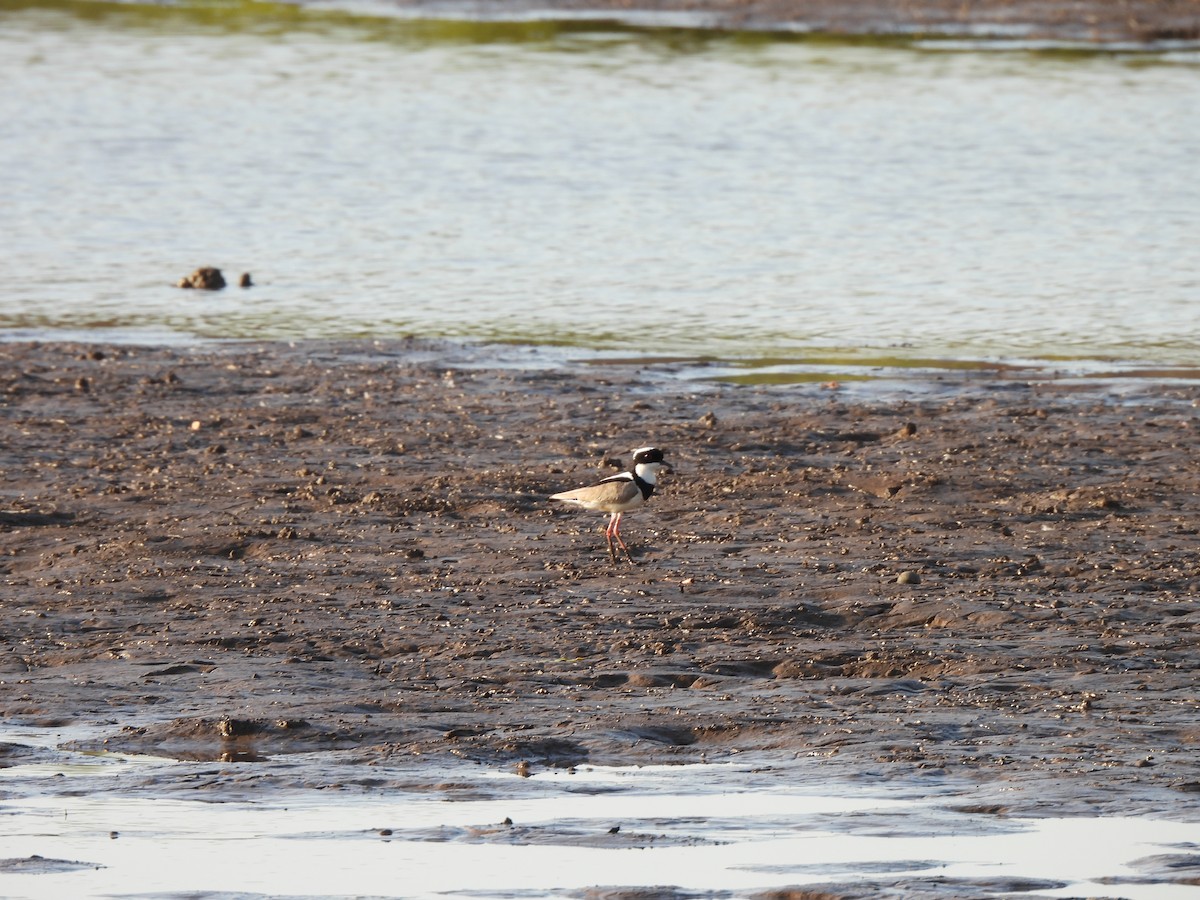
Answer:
[
  {"xmin": 897, "ymin": 570, "xmax": 921, "ymax": 585},
  {"xmin": 516, "ymin": 761, "xmax": 531, "ymax": 778}
]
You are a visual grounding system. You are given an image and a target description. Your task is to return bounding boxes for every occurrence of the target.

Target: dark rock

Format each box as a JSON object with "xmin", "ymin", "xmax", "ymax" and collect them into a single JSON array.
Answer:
[{"xmin": 177, "ymin": 267, "xmax": 226, "ymax": 290}]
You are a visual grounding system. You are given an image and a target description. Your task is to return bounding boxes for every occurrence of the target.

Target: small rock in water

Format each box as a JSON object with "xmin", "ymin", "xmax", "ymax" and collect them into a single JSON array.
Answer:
[
  {"xmin": 239, "ymin": 272, "xmax": 253, "ymax": 288},
  {"xmin": 177, "ymin": 267, "xmax": 226, "ymax": 290},
  {"xmin": 217, "ymin": 717, "xmax": 259, "ymax": 738}
]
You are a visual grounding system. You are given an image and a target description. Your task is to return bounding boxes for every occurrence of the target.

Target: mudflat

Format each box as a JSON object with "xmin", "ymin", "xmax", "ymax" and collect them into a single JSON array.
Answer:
[
  {"xmin": 1, "ymin": 340, "xmax": 1198, "ymax": 818},
  {"xmin": 385, "ymin": 0, "xmax": 1200, "ymax": 43}
]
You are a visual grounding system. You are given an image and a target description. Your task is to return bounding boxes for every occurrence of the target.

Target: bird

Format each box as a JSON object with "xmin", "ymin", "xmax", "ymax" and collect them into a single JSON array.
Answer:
[{"xmin": 549, "ymin": 447, "xmax": 668, "ymax": 564}]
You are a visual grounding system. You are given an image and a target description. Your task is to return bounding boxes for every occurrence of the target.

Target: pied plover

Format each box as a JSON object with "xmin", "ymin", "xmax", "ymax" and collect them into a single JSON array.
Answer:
[{"xmin": 549, "ymin": 447, "xmax": 668, "ymax": 564}]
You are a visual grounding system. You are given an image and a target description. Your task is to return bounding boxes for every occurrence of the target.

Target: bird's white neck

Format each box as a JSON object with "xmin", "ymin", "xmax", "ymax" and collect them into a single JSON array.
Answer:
[{"xmin": 634, "ymin": 462, "xmax": 662, "ymax": 485}]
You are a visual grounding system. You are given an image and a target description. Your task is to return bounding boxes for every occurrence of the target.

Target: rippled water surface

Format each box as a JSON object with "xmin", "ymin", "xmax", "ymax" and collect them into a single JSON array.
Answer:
[{"xmin": 2, "ymin": 0, "xmax": 1199, "ymax": 374}]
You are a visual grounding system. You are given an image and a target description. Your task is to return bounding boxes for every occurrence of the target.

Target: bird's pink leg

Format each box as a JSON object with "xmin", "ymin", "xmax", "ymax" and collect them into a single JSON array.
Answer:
[
  {"xmin": 604, "ymin": 514, "xmax": 618, "ymax": 563},
  {"xmin": 610, "ymin": 513, "xmax": 635, "ymax": 565}
]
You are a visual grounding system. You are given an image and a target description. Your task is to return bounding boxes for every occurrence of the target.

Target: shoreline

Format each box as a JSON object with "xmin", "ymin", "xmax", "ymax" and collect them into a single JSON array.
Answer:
[
  {"xmin": 3, "ymin": 338, "xmax": 1199, "ymax": 820},
  {"xmin": 346, "ymin": 0, "xmax": 1200, "ymax": 45},
  {"xmin": 7, "ymin": 332, "xmax": 1200, "ymax": 396},
  {"xmin": 5, "ymin": 0, "xmax": 1200, "ymax": 46}
]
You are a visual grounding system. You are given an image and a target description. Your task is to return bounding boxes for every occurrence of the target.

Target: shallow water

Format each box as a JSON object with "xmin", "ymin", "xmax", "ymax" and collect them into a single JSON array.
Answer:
[
  {"xmin": 2, "ymin": 727, "xmax": 1200, "ymax": 898},
  {"xmin": 2, "ymin": 0, "xmax": 1199, "ymax": 378}
]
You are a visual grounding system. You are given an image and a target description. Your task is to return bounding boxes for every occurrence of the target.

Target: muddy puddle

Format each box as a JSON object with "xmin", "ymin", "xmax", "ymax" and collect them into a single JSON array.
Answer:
[{"xmin": 3, "ymin": 725, "xmax": 1200, "ymax": 899}]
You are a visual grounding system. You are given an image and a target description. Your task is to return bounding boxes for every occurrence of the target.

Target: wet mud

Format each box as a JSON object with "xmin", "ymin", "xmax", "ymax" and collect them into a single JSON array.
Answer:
[
  {"xmin": 2, "ymin": 340, "xmax": 1199, "ymax": 821},
  {"xmin": 382, "ymin": 0, "xmax": 1200, "ymax": 44}
]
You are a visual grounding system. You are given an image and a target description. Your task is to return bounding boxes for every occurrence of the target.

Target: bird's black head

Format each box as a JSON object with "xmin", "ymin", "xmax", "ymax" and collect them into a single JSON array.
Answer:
[{"xmin": 632, "ymin": 447, "xmax": 665, "ymax": 465}]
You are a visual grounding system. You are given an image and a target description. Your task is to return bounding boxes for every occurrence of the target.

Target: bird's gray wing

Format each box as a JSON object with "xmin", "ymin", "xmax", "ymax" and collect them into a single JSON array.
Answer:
[{"xmin": 550, "ymin": 474, "xmax": 640, "ymax": 508}]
